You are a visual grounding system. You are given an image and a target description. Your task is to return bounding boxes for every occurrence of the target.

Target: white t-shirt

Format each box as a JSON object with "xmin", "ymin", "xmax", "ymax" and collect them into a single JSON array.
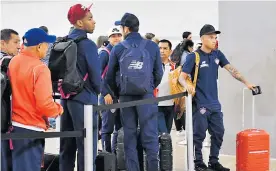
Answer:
[{"xmin": 157, "ymin": 62, "xmax": 174, "ymax": 106}]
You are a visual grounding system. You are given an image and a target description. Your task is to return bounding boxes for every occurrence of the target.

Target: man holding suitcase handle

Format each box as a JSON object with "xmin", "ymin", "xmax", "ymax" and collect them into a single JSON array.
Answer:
[{"xmin": 180, "ymin": 24, "xmax": 257, "ymax": 171}]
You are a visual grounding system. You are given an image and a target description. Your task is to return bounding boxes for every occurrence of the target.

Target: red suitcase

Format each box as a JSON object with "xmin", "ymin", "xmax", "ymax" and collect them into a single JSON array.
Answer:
[{"xmin": 236, "ymin": 88, "xmax": 270, "ymax": 171}]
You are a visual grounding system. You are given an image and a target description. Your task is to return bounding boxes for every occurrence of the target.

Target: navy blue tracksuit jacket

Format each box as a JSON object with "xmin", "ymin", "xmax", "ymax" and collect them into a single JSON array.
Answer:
[
  {"xmin": 182, "ymin": 49, "xmax": 230, "ymax": 165},
  {"xmin": 59, "ymin": 28, "xmax": 100, "ymax": 171},
  {"xmin": 105, "ymin": 32, "xmax": 163, "ymax": 171}
]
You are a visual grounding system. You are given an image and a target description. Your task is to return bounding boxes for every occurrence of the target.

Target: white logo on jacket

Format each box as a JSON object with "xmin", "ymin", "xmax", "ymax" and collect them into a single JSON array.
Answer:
[{"xmin": 200, "ymin": 61, "xmax": 209, "ymax": 68}]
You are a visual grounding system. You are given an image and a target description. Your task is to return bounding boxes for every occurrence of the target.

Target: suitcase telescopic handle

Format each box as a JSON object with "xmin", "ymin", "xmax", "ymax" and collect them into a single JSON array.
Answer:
[{"xmin": 242, "ymin": 87, "xmax": 255, "ymax": 129}]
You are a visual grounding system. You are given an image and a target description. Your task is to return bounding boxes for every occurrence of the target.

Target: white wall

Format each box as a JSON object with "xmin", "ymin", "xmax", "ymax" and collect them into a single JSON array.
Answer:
[
  {"xmin": 1, "ymin": 0, "xmax": 218, "ymax": 48},
  {"xmin": 218, "ymin": 1, "xmax": 276, "ymax": 158}
]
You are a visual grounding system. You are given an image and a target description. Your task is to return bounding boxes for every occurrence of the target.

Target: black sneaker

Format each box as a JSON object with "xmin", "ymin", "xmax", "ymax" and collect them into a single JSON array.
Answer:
[
  {"xmin": 208, "ymin": 162, "xmax": 230, "ymax": 171},
  {"xmin": 195, "ymin": 163, "xmax": 213, "ymax": 171}
]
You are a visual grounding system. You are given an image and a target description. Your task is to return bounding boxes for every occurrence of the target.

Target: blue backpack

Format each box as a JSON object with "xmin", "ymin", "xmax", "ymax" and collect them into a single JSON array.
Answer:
[{"xmin": 119, "ymin": 39, "xmax": 152, "ymax": 95}]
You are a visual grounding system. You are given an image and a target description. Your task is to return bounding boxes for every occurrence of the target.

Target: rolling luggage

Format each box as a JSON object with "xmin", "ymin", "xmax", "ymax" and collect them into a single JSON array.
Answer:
[
  {"xmin": 95, "ymin": 150, "xmax": 116, "ymax": 171},
  {"xmin": 159, "ymin": 133, "xmax": 173, "ymax": 171},
  {"xmin": 116, "ymin": 127, "xmax": 145, "ymax": 171},
  {"xmin": 236, "ymin": 88, "xmax": 269, "ymax": 171},
  {"xmin": 116, "ymin": 128, "xmax": 125, "ymax": 170}
]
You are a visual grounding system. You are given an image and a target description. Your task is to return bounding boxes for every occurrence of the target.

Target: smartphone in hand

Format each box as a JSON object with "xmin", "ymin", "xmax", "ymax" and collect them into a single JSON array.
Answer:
[{"xmin": 252, "ymin": 86, "xmax": 262, "ymax": 95}]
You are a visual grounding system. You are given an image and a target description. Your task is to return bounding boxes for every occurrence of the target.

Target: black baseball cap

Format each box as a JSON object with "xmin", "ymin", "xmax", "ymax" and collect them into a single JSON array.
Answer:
[
  {"xmin": 200, "ymin": 24, "xmax": 221, "ymax": 37},
  {"xmin": 115, "ymin": 13, "xmax": 139, "ymax": 28}
]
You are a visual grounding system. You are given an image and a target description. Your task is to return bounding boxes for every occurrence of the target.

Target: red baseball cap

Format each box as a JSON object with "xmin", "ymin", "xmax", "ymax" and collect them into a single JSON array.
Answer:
[{"xmin": 67, "ymin": 3, "xmax": 92, "ymax": 25}]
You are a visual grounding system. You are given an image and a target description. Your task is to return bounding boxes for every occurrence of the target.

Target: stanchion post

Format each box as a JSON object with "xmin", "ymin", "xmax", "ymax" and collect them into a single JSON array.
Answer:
[
  {"xmin": 185, "ymin": 94, "xmax": 194, "ymax": 171},
  {"xmin": 55, "ymin": 99, "xmax": 61, "ymax": 151},
  {"xmin": 84, "ymin": 105, "xmax": 93, "ymax": 171}
]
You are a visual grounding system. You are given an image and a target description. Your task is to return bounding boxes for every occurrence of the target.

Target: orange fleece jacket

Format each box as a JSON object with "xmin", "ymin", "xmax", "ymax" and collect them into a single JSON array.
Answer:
[{"xmin": 9, "ymin": 50, "xmax": 63, "ymax": 130}]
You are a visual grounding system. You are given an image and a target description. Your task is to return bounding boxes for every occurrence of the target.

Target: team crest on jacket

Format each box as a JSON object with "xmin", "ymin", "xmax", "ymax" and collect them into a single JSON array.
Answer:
[
  {"xmin": 215, "ymin": 58, "xmax": 220, "ymax": 65},
  {"xmin": 200, "ymin": 107, "xmax": 206, "ymax": 114}
]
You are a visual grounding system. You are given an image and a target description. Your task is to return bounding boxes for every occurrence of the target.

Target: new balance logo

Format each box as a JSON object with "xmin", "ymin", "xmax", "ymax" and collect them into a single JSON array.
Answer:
[{"xmin": 128, "ymin": 60, "xmax": 143, "ymax": 70}]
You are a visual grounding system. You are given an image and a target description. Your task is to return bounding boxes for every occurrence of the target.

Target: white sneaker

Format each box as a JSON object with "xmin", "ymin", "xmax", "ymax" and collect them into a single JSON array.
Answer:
[{"xmin": 176, "ymin": 130, "xmax": 185, "ymax": 136}]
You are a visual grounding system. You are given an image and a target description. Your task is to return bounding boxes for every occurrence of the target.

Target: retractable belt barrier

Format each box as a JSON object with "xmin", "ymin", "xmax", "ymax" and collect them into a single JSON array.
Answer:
[
  {"xmin": 1, "ymin": 92, "xmax": 187, "ymax": 140},
  {"xmin": 1, "ymin": 91, "xmax": 195, "ymax": 171}
]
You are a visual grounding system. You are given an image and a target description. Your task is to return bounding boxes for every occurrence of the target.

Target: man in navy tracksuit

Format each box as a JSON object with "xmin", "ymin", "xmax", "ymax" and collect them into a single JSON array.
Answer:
[
  {"xmin": 105, "ymin": 13, "xmax": 163, "ymax": 171},
  {"xmin": 59, "ymin": 4, "xmax": 100, "ymax": 171},
  {"xmin": 180, "ymin": 24, "xmax": 255, "ymax": 171},
  {"xmin": 100, "ymin": 26, "xmax": 122, "ymax": 153}
]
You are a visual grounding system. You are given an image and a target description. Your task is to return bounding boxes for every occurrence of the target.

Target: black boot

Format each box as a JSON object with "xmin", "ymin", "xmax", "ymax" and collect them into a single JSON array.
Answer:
[{"xmin": 208, "ymin": 162, "xmax": 230, "ymax": 171}]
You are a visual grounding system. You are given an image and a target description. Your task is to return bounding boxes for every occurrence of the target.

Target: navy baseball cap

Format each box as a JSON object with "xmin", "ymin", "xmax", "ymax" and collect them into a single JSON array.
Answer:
[
  {"xmin": 115, "ymin": 13, "xmax": 139, "ymax": 28},
  {"xmin": 200, "ymin": 24, "xmax": 221, "ymax": 37},
  {"xmin": 23, "ymin": 28, "xmax": 56, "ymax": 47}
]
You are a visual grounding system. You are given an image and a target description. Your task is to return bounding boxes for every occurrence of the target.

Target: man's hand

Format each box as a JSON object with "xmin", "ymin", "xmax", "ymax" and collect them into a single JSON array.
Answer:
[
  {"xmin": 104, "ymin": 94, "xmax": 113, "ymax": 105},
  {"xmin": 186, "ymin": 84, "xmax": 195, "ymax": 95},
  {"xmin": 179, "ymin": 72, "xmax": 195, "ymax": 95},
  {"xmin": 246, "ymin": 83, "xmax": 256, "ymax": 91}
]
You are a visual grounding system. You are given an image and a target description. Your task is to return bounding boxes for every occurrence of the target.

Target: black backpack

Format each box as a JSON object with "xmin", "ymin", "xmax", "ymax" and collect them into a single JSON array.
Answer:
[
  {"xmin": 48, "ymin": 36, "xmax": 88, "ymax": 99},
  {"xmin": 1, "ymin": 53, "xmax": 12, "ymax": 133},
  {"xmin": 170, "ymin": 40, "xmax": 187, "ymax": 68}
]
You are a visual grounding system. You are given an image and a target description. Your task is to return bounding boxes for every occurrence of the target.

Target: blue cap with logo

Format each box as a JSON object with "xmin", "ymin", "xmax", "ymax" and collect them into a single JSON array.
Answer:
[
  {"xmin": 115, "ymin": 13, "xmax": 139, "ymax": 28},
  {"xmin": 23, "ymin": 28, "xmax": 56, "ymax": 47}
]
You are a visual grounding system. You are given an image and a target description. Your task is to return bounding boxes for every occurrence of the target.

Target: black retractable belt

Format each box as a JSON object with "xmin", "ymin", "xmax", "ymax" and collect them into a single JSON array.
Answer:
[
  {"xmin": 1, "ymin": 92, "xmax": 188, "ymax": 141},
  {"xmin": 94, "ymin": 92, "xmax": 188, "ymax": 111}
]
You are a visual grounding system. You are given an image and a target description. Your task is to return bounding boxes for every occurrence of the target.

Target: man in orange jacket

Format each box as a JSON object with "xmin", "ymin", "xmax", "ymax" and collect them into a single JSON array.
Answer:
[{"xmin": 7, "ymin": 28, "xmax": 63, "ymax": 171}]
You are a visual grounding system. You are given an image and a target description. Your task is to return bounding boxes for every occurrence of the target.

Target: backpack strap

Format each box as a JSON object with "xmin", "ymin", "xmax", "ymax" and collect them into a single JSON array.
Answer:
[
  {"xmin": 73, "ymin": 36, "xmax": 89, "ymax": 88},
  {"xmin": 74, "ymin": 36, "xmax": 88, "ymax": 43},
  {"xmin": 99, "ymin": 47, "xmax": 111, "ymax": 79},
  {"xmin": 169, "ymin": 60, "xmax": 175, "ymax": 70},
  {"xmin": 100, "ymin": 47, "xmax": 111, "ymax": 56},
  {"xmin": 192, "ymin": 52, "xmax": 200, "ymax": 87},
  {"xmin": 101, "ymin": 66, "xmax": 108, "ymax": 79}
]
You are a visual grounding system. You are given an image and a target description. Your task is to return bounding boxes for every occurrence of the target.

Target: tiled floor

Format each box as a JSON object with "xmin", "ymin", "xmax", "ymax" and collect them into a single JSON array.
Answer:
[{"xmin": 45, "ymin": 129, "xmax": 276, "ymax": 171}]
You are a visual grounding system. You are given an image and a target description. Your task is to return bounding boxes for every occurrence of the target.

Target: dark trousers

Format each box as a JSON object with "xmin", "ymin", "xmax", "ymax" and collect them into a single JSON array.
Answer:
[
  {"xmin": 59, "ymin": 100, "xmax": 98, "ymax": 171},
  {"xmin": 157, "ymin": 106, "xmax": 175, "ymax": 133},
  {"xmin": 1, "ymin": 126, "xmax": 44, "ymax": 171},
  {"xmin": 99, "ymin": 96, "xmax": 122, "ymax": 153},
  {"xmin": 120, "ymin": 94, "xmax": 159, "ymax": 171},
  {"xmin": 193, "ymin": 106, "xmax": 225, "ymax": 165}
]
